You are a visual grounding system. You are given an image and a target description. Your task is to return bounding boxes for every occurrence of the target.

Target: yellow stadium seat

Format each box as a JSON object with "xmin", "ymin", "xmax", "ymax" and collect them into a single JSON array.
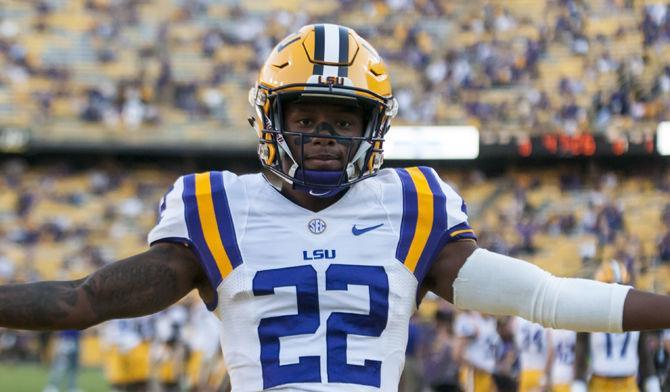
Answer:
[
  {"xmin": 585, "ymin": 18, "xmax": 621, "ymax": 38},
  {"xmin": 498, "ymin": 0, "xmax": 546, "ymax": 21},
  {"xmin": 47, "ymin": 12, "xmax": 93, "ymax": 32}
]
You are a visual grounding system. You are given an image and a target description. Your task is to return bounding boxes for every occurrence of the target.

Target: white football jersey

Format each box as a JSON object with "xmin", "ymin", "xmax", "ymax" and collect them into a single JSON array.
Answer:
[
  {"xmin": 514, "ymin": 317, "xmax": 549, "ymax": 372},
  {"xmin": 154, "ymin": 305, "xmax": 188, "ymax": 343},
  {"xmin": 590, "ymin": 331, "xmax": 639, "ymax": 377},
  {"xmin": 148, "ymin": 167, "xmax": 475, "ymax": 391},
  {"xmin": 101, "ymin": 316, "xmax": 155, "ymax": 353},
  {"xmin": 549, "ymin": 329, "xmax": 576, "ymax": 385},
  {"xmin": 454, "ymin": 311, "xmax": 498, "ymax": 373}
]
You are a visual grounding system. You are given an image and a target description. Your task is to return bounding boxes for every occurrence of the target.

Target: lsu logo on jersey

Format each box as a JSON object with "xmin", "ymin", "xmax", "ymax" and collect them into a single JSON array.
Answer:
[{"xmin": 302, "ymin": 249, "xmax": 336, "ymax": 260}]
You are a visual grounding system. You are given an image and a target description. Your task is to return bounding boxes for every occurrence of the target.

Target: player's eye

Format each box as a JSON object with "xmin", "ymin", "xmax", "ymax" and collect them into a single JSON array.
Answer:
[
  {"xmin": 297, "ymin": 119, "xmax": 313, "ymax": 128},
  {"xmin": 336, "ymin": 120, "xmax": 352, "ymax": 128}
]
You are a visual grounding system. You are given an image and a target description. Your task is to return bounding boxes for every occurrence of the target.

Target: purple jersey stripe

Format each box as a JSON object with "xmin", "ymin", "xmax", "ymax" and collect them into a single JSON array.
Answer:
[
  {"xmin": 447, "ymin": 221, "xmax": 477, "ymax": 241},
  {"xmin": 394, "ymin": 168, "xmax": 418, "ymax": 264},
  {"xmin": 209, "ymin": 171, "xmax": 243, "ymax": 269},
  {"xmin": 182, "ymin": 174, "xmax": 223, "ymax": 289},
  {"xmin": 411, "ymin": 167, "xmax": 448, "ymax": 284}
]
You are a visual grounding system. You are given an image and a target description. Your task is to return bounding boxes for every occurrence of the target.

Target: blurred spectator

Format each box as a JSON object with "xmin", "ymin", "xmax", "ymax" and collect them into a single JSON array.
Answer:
[
  {"xmin": 660, "ymin": 229, "xmax": 670, "ymax": 263},
  {"xmin": 493, "ymin": 317, "xmax": 520, "ymax": 392},
  {"xmin": 595, "ymin": 201, "xmax": 624, "ymax": 244},
  {"xmin": 43, "ymin": 330, "xmax": 82, "ymax": 392},
  {"xmin": 422, "ymin": 309, "xmax": 460, "ymax": 392},
  {"xmin": 399, "ymin": 314, "xmax": 423, "ymax": 392},
  {"xmin": 16, "ymin": 188, "xmax": 35, "ymax": 217}
]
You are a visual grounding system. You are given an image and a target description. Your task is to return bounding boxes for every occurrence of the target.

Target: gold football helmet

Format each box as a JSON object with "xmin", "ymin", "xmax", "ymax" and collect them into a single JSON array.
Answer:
[{"xmin": 248, "ymin": 24, "xmax": 398, "ymax": 195}]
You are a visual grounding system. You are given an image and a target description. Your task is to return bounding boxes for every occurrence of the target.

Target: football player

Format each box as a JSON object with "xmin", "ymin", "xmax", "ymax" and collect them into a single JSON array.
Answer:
[
  {"xmin": 454, "ymin": 310, "xmax": 498, "ymax": 392},
  {"xmin": 151, "ymin": 305, "xmax": 188, "ymax": 391},
  {"xmin": 573, "ymin": 261, "xmax": 660, "ymax": 392},
  {"xmin": 493, "ymin": 316, "xmax": 521, "ymax": 392},
  {"xmin": 513, "ymin": 316, "xmax": 551, "ymax": 392},
  {"xmin": 100, "ymin": 317, "xmax": 154, "ymax": 391},
  {"xmin": 546, "ymin": 328, "xmax": 577, "ymax": 392},
  {"xmin": 2, "ymin": 24, "xmax": 670, "ymax": 391}
]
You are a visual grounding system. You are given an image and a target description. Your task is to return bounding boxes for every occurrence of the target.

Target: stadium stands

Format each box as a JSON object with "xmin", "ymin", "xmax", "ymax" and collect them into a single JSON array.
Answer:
[{"xmin": 0, "ymin": 0, "xmax": 669, "ymax": 144}]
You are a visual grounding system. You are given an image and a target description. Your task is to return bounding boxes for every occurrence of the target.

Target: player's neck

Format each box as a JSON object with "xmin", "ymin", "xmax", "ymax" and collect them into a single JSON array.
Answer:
[{"xmin": 280, "ymin": 183, "xmax": 347, "ymax": 212}]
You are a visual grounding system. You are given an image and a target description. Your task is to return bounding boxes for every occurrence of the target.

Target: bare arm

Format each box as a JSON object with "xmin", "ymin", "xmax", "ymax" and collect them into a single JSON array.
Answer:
[
  {"xmin": 622, "ymin": 290, "xmax": 670, "ymax": 331},
  {"xmin": 0, "ymin": 242, "xmax": 211, "ymax": 330},
  {"xmin": 419, "ymin": 239, "xmax": 477, "ymax": 303}
]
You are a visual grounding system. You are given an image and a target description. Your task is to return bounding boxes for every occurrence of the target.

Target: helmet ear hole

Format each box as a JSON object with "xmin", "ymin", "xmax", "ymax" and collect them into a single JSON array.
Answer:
[
  {"xmin": 367, "ymin": 153, "xmax": 376, "ymax": 172},
  {"xmin": 258, "ymin": 143, "xmax": 276, "ymax": 166},
  {"xmin": 262, "ymin": 133, "xmax": 276, "ymax": 165},
  {"xmin": 265, "ymin": 144, "xmax": 276, "ymax": 165},
  {"xmin": 367, "ymin": 141, "xmax": 383, "ymax": 172}
]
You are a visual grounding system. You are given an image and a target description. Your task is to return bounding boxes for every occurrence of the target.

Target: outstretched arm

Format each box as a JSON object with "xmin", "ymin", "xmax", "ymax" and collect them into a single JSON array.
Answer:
[
  {"xmin": 0, "ymin": 242, "xmax": 209, "ymax": 330},
  {"xmin": 622, "ymin": 290, "xmax": 670, "ymax": 330},
  {"xmin": 423, "ymin": 240, "xmax": 670, "ymax": 332}
]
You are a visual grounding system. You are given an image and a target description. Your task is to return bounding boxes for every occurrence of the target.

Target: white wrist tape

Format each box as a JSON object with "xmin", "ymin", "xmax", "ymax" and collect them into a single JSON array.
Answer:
[{"xmin": 453, "ymin": 248, "xmax": 632, "ymax": 332}]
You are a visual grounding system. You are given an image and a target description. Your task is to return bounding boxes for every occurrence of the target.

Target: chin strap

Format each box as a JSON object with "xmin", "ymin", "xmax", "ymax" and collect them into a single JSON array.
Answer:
[{"xmin": 292, "ymin": 169, "xmax": 348, "ymax": 198}]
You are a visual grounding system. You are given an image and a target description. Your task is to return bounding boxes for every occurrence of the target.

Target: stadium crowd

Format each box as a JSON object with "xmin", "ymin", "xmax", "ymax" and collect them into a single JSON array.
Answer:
[
  {"xmin": 0, "ymin": 0, "xmax": 669, "ymax": 141},
  {"xmin": 0, "ymin": 158, "xmax": 669, "ymax": 390}
]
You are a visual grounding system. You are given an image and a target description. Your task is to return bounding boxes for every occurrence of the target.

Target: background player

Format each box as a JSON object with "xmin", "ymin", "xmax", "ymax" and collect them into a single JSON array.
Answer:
[
  {"xmin": 151, "ymin": 305, "xmax": 188, "ymax": 392},
  {"xmin": 43, "ymin": 330, "xmax": 82, "ymax": 392},
  {"xmin": 573, "ymin": 260, "xmax": 660, "ymax": 392},
  {"xmin": 100, "ymin": 317, "xmax": 154, "ymax": 392},
  {"xmin": 513, "ymin": 317, "xmax": 551, "ymax": 392},
  {"xmin": 546, "ymin": 329, "xmax": 577, "ymax": 392},
  {"xmin": 421, "ymin": 308, "xmax": 460, "ymax": 392},
  {"xmin": 454, "ymin": 310, "xmax": 498, "ymax": 392},
  {"xmin": 494, "ymin": 316, "xmax": 521, "ymax": 392}
]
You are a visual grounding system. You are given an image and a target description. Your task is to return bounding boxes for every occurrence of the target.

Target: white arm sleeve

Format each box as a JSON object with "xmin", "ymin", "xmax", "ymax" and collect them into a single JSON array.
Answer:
[{"xmin": 453, "ymin": 248, "xmax": 632, "ymax": 332}]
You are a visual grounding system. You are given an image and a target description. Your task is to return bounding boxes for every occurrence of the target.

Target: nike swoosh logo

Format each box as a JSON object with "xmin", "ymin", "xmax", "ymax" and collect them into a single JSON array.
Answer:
[{"xmin": 352, "ymin": 223, "xmax": 384, "ymax": 236}]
